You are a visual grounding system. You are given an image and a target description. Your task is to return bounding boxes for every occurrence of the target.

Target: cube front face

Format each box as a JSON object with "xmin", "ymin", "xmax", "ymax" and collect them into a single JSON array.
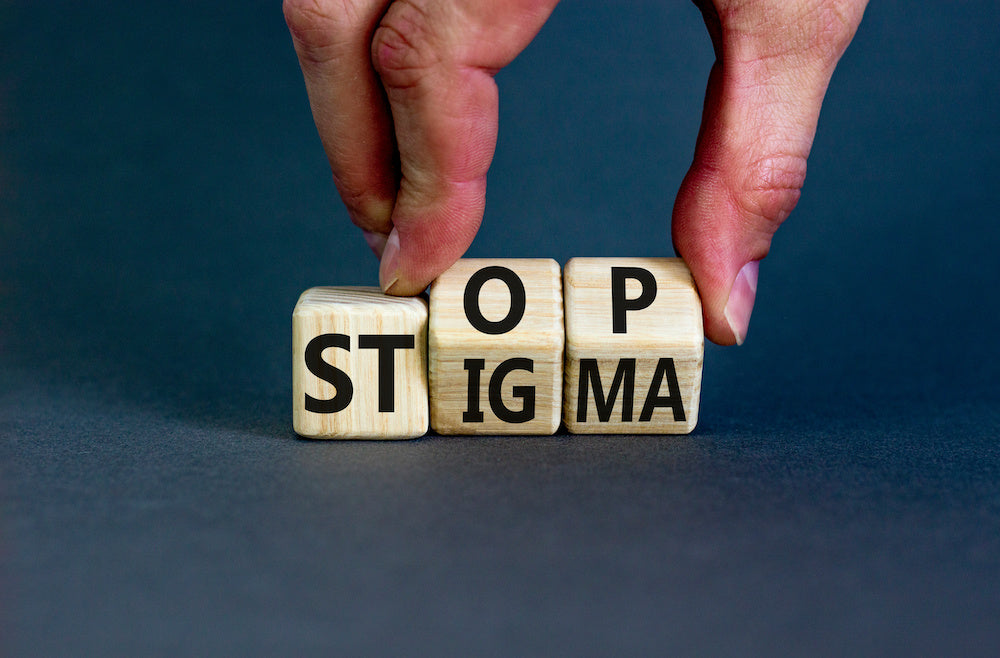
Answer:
[
  {"xmin": 429, "ymin": 259, "xmax": 564, "ymax": 435},
  {"xmin": 292, "ymin": 287, "xmax": 428, "ymax": 439},
  {"xmin": 562, "ymin": 258, "xmax": 703, "ymax": 434}
]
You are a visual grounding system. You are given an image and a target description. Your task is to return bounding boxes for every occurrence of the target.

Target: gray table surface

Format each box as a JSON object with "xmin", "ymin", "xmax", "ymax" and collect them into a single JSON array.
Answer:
[{"xmin": 3, "ymin": 1, "xmax": 999, "ymax": 654}]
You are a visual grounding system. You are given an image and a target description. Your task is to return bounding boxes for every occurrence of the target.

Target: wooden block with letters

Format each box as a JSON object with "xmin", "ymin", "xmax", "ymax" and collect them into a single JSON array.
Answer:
[
  {"xmin": 562, "ymin": 257, "xmax": 703, "ymax": 434},
  {"xmin": 292, "ymin": 287, "xmax": 428, "ymax": 439},
  {"xmin": 429, "ymin": 258, "xmax": 564, "ymax": 435}
]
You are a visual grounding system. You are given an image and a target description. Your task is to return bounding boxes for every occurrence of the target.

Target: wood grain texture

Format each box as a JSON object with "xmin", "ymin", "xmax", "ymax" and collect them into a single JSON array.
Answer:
[
  {"xmin": 563, "ymin": 258, "xmax": 703, "ymax": 434},
  {"xmin": 292, "ymin": 287, "xmax": 428, "ymax": 439},
  {"xmin": 429, "ymin": 259, "xmax": 564, "ymax": 435}
]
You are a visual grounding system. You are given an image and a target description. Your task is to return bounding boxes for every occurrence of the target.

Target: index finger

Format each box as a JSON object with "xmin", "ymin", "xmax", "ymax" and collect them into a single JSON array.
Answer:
[{"xmin": 284, "ymin": 0, "xmax": 398, "ymax": 242}]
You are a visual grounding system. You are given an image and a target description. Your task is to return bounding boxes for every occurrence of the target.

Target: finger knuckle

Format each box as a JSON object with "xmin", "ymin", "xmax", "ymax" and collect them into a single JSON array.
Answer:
[
  {"xmin": 804, "ymin": 1, "xmax": 866, "ymax": 58},
  {"xmin": 371, "ymin": 0, "xmax": 444, "ymax": 89},
  {"xmin": 717, "ymin": 0, "xmax": 865, "ymax": 62},
  {"xmin": 283, "ymin": 0, "xmax": 362, "ymax": 64},
  {"xmin": 732, "ymin": 154, "xmax": 807, "ymax": 229}
]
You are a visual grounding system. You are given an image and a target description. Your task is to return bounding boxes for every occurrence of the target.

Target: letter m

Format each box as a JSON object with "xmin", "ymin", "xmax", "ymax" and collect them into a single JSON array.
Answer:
[{"xmin": 576, "ymin": 358, "xmax": 636, "ymax": 423}]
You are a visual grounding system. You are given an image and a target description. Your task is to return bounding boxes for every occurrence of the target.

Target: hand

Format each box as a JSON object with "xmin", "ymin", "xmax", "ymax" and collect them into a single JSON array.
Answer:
[
  {"xmin": 282, "ymin": 0, "xmax": 559, "ymax": 292},
  {"xmin": 673, "ymin": 0, "xmax": 867, "ymax": 344},
  {"xmin": 284, "ymin": 0, "xmax": 867, "ymax": 345}
]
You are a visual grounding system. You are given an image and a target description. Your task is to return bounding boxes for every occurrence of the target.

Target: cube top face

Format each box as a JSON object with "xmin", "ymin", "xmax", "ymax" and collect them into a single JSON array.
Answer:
[
  {"xmin": 563, "ymin": 258, "xmax": 703, "ymax": 435},
  {"xmin": 293, "ymin": 286, "xmax": 427, "ymax": 319},
  {"xmin": 564, "ymin": 257, "xmax": 703, "ymax": 350},
  {"xmin": 292, "ymin": 287, "xmax": 428, "ymax": 440},
  {"xmin": 429, "ymin": 259, "xmax": 564, "ymax": 435},
  {"xmin": 429, "ymin": 259, "xmax": 564, "ymax": 352}
]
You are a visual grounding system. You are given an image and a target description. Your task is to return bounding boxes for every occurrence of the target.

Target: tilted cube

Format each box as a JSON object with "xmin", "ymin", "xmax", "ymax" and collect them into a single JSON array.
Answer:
[{"xmin": 563, "ymin": 257, "xmax": 703, "ymax": 434}]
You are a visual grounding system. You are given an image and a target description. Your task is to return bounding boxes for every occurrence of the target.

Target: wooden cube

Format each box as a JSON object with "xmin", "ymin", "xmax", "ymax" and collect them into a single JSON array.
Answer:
[
  {"xmin": 429, "ymin": 259, "xmax": 564, "ymax": 434},
  {"xmin": 292, "ymin": 287, "xmax": 428, "ymax": 439},
  {"xmin": 563, "ymin": 257, "xmax": 703, "ymax": 434}
]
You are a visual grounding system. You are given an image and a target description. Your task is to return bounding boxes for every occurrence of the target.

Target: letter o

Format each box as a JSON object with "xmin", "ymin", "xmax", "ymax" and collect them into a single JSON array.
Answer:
[{"xmin": 463, "ymin": 266, "xmax": 526, "ymax": 335}]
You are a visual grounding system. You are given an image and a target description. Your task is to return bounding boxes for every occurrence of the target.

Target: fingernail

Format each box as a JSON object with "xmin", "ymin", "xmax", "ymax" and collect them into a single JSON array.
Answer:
[
  {"xmin": 363, "ymin": 230, "xmax": 389, "ymax": 259},
  {"xmin": 379, "ymin": 228, "xmax": 400, "ymax": 294},
  {"xmin": 723, "ymin": 261, "xmax": 759, "ymax": 346}
]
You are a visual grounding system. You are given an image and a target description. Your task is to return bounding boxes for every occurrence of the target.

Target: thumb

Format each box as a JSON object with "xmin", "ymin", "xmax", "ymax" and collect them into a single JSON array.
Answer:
[{"xmin": 673, "ymin": 1, "xmax": 866, "ymax": 345}]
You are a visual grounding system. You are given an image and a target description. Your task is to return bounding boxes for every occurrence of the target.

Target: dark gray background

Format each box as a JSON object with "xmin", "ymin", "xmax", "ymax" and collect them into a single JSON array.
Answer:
[{"xmin": 2, "ymin": 1, "xmax": 999, "ymax": 654}]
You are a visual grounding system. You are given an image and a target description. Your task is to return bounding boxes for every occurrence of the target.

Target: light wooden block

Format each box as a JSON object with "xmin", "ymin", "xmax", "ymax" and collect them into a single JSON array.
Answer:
[
  {"xmin": 292, "ymin": 287, "xmax": 428, "ymax": 439},
  {"xmin": 563, "ymin": 257, "xmax": 703, "ymax": 434},
  {"xmin": 429, "ymin": 258, "xmax": 564, "ymax": 434}
]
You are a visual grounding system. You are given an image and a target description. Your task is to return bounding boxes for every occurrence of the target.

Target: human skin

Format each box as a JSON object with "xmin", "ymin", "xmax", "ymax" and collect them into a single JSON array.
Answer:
[{"xmin": 283, "ymin": 0, "xmax": 868, "ymax": 345}]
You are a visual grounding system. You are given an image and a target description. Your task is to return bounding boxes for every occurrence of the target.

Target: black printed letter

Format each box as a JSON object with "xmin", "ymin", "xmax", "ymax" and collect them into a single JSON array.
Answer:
[
  {"xmin": 577, "ymin": 358, "xmax": 636, "ymax": 423},
  {"xmin": 489, "ymin": 358, "xmax": 536, "ymax": 424},
  {"xmin": 304, "ymin": 333, "xmax": 353, "ymax": 413},
  {"xmin": 611, "ymin": 267, "xmax": 657, "ymax": 334},
  {"xmin": 358, "ymin": 334, "xmax": 415, "ymax": 412},
  {"xmin": 463, "ymin": 266, "xmax": 527, "ymax": 335},
  {"xmin": 639, "ymin": 358, "xmax": 686, "ymax": 422},
  {"xmin": 463, "ymin": 359, "xmax": 486, "ymax": 423}
]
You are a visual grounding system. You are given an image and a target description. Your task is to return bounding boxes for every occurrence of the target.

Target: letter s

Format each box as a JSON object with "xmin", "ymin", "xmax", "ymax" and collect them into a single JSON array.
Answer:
[{"xmin": 304, "ymin": 333, "xmax": 353, "ymax": 413}]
